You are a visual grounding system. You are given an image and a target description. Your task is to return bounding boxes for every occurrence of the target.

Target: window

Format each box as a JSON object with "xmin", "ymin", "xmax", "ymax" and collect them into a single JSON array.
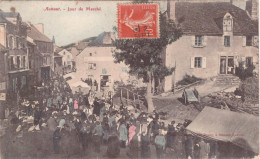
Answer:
[
  {"xmin": 122, "ymin": 67, "xmax": 127, "ymax": 72},
  {"xmin": 195, "ymin": 35, "xmax": 203, "ymax": 46},
  {"xmin": 9, "ymin": 36, "xmax": 13, "ymax": 49},
  {"xmin": 102, "ymin": 68, "xmax": 107, "ymax": 74},
  {"xmin": 13, "ymin": 37, "xmax": 16, "ymax": 49},
  {"xmin": 22, "ymin": 56, "xmax": 26, "ymax": 68},
  {"xmin": 246, "ymin": 36, "xmax": 252, "ymax": 46},
  {"xmin": 194, "ymin": 57, "xmax": 202, "ymax": 68},
  {"xmin": 10, "ymin": 56, "xmax": 15, "ymax": 70},
  {"xmin": 88, "ymin": 63, "xmax": 96, "ymax": 70},
  {"xmin": 21, "ymin": 76, "xmax": 26, "ymax": 88},
  {"xmin": 223, "ymin": 19, "xmax": 232, "ymax": 32},
  {"xmin": 246, "ymin": 57, "xmax": 253, "ymax": 67},
  {"xmin": 16, "ymin": 37, "xmax": 19, "ymax": 48},
  {"xmin": 224, "ymin": 36, "xmax": 230, "ymax": 47},
  {"xmin": 223, "ymin": 14, "xmax": 232, "ymax": 32},
  {"xmin": 17, "ymin": 56, "xmax": 20, "ymax": 69},
  {"xmin": 29, "ymin": 60, "xmax": 32, "ymax": 69}
]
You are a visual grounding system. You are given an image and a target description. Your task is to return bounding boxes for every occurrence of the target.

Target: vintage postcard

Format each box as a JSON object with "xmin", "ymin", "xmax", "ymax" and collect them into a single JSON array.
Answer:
[{"xmin": 0, "ymin": 0, "xmax": 259, "ymax": 159}]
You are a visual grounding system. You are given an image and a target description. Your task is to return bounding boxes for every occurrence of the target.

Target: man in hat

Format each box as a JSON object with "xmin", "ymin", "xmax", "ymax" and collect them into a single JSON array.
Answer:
[
  {"xmin": 141, "ymin": 127, "xmax": 151, "ymax": 158},
  {"xmin": 185, "ymin": 134, "xmax": 195, "ymax": 159},
  {"xmin": 34, "ymin": 106, "xmax": 42, "ymax": 126},
  {"xmin": 167, "ymin": 120, "xmax": 176, "ymax": 149},
  {"xmin": 93, "ymin": 97, "xmax": 101, "ymax": 116},
  {"xmin": 47, "ymin": 116, "xmax": 58, "ymax": 131},
  {"xmin": 53, "ymin": 127, "xmax": 62, "ymax": 154},
  {"xmin": 198, "ymin": 139, "xmax": 210, "ymax": 159},
  {"xmin": 92, "ymin": 121, "xmax": 103, "ymax": 157}
]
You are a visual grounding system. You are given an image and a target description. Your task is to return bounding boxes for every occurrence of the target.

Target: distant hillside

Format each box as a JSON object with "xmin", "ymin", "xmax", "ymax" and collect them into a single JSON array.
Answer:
[{"xmin": 61, "ymin": 36, "xmax": 97, "ymax": 49}]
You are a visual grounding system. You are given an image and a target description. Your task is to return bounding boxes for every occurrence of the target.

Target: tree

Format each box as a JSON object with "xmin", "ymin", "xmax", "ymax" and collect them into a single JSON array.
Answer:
[{"xmin": 113, "ymin": 13, "xmax": 182, "ymax": 113}]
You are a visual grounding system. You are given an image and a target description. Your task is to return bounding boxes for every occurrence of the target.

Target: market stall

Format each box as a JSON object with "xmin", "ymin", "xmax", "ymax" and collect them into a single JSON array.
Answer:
[{"xmin": 186, "ymin": 107, "xmax": 259, "ymax": 156}]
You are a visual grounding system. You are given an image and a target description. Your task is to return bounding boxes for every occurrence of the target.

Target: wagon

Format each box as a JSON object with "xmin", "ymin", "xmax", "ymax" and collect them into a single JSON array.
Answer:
[{"xmin": 182, "ymin": 88, "xmax": 200, "ymax": 105}]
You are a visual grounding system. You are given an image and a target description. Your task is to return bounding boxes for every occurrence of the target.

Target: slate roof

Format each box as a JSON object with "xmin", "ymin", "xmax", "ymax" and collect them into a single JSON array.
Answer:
[
  {"xmin": 175, "ymin": 2, "xmax": 258, "ymax": 36},
  {"xmin": 0, "ymin": 44, "xmax": 6, "ymax": 52},
  {"xmin": 54, "ymin": 47, "xmax": 63, "ymax": 53},
  {"xmin": 26, "ymin": 23, "xmax": 52, "ymax": 43},
  {"xmin": 54, "ymin": 53, "xmax": 62, "ymax": 57},
  {"xmin": 88, "ymin": 32, "xmax": 115, "ymax": 47},
  {"xmin": 0, "ymin": 11, "xmax": 19, "ymax": 18},
  {"xmin": 0, "ymin": 12, "xmax": 12, "ymax": 24},
  {"xmin": 76, "ymin": 42, "xmax": 90, "ymax": 50}
]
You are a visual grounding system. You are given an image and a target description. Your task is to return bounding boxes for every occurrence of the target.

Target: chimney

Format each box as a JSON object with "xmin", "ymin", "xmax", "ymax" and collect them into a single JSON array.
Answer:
[
  {"xmin": 251, "ymin": 0, "xmax": 258, "ymax": 20},
  {"xmin": 246, "ymin": 0, "xmax": 258, "ymax": 20},
  {"xmin": 34, "ymin": 23, "xmax": 44, "ymax": 34},
  {"xmin": 167, "ymin": 0, "xmax": 176, "ymax": 21}
]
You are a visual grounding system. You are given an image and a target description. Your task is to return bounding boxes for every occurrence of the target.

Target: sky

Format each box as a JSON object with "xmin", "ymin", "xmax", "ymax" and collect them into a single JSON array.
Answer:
[
  {"xmin": 0, "ymin": 1, "xmax": 167, "ymax": 46},
  {"xmin": 0, "ymin": 1, "xmax": 246, "ymax": 46}
]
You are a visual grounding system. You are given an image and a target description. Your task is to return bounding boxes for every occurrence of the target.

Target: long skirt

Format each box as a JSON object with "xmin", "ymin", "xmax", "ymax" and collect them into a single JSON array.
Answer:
[
  {"xmin": 92, "ymin": 135, "xmax": 101, "ymax": 153},
  {"xmin": 107, "ymin": 135, "xmax": 120, "ymax": 158}
]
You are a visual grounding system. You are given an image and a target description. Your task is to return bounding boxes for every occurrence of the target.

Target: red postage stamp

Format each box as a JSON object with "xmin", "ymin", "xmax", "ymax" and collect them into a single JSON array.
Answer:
[{"xmin": 117, "ymin": 3, "xmax": 159, "ymax": 39}]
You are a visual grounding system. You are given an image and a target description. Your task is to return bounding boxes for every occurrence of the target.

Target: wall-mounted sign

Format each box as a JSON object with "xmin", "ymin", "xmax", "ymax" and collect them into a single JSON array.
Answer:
[
  {"xmin": 0, "ymin": 82, "xmax": 6, "ymax": 91},
  {"xmin": 102, "ymin": 68, "xmax": 107, "ymax": 74},
  {"xmin": 0, "ymin": 93, "xmax": 6, "ymax": 101}
]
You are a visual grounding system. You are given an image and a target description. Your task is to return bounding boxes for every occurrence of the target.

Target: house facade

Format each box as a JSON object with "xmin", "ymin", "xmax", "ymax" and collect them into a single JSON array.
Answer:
[
  {"xmin": 163, "ymin": 1, "xmax": 259, "ymax": 92},
  {"xmin": 0, "ymin": 45, "xmax": 8, "ymax": 101},
  {"xmin": 54, "ymin": 53, "xmax": 63, "ymax": 76},
  {"xmin": 26, "ymin": 23, "xmax": 54, "ymax": 84},
  {"xmin": 0, "ymin": 11, "xmax": 29, "ymax": 100},
  {"xmin": 57, "ymin": 49, "xmax": 73, "ymax": 74},
  {"xmin": 76, "ymin": 32, "xmax": 128, "ymax": 91}
]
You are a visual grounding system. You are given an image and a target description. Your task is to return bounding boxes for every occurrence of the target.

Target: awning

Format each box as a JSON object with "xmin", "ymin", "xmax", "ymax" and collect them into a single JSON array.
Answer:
[
  {"xmin": 63, "ymin": 73, "xmax": 76, "ymax": 79},
  {"xmin": 67, "ymin": 80, "xmax": 90, "ymax": 95},
  {"xmin": 186, "ymin": 106, "xmax": 259, "ymax": 153}
]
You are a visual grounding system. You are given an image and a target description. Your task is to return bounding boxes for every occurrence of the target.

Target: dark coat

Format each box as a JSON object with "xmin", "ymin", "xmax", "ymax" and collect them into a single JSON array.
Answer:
[
  {"xmin": 93, "ymin": 101, "xmax": 101, "ymax": 116},
  {"xmin": 141, "ymin": 134, "xmax": 151, "ymax": 158},
  {"xmin": 107, "ymin": 135, "xmax": 120, "ymax": 158}
]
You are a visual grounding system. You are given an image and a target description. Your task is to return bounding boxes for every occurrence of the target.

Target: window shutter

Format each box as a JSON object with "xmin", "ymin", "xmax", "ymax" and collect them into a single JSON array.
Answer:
[
  {"xmin": 191, "ymin": 36, "xmax": 195, "ymax": 47},
  {"xmin": 24, "ymin": 56, "xmax": 27, "ymax": 68},
  {"xmin": 234, "ymin": 56, "xmax": 239, "ymax": 67},
  {"xmin": 202, "ymin": 57, "xmax": 207, "ymax": 68},
  {"xmin": 203, "ymin": 36, "xmax": 207, "ymax": 46},
  {"xmin": 241, "ymin": 56, "xmax": 246, "ymax": 67},
  {"xmin": 242, "ymin": 36, "xmax": 246, "ymax": 47},
  {"xmin": 253, "ymin": 36, "xmax": 258, "ymax": 46},
  {"xmin": 13, "ymin": 56, "xmax": 16, "ymax": 65},
  {"xmin": 191, "ymin": 57, "xmax": 194, "ymax": 68}
]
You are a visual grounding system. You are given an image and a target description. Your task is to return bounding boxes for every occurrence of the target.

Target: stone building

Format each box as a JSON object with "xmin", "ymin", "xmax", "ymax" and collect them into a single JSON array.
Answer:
[
  {"xmin": 163, "ymin": 1, "xmax": 258, "ymax": 92},
  {"xmin": 26, "ymin": 23, "xmax": 54, "ymax": 84},
  {"xmin": 53, "ymin": 53, "xmax": 63, "ymax": 76},
  {"xmin": 57, "ymin": 48, "xmax": 73, "ymax": 74},
  {"xmin": 75, "ymin": 32, "xmax": 128, "ymax": 91},
  {"xmin": 0, "ymin": 10, "xmax": 29, "ymax": 100}
]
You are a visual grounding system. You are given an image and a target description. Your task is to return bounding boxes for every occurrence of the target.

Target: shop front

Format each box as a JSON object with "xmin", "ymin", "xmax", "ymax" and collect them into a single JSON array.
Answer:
[{"xmin": 7, "ymin": 70, "xmax": 29, "ymax": 101}]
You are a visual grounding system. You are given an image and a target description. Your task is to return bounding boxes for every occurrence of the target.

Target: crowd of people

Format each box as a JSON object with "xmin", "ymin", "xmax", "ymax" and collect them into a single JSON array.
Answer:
[{"xmin": 14, "ymin": 76, "xmax": 220, "ymax": 159}]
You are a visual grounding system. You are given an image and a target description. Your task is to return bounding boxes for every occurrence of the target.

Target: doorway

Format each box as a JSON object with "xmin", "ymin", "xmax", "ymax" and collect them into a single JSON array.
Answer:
[
  {"xmin": 220, "ymin": 56, "xmax": 234, "ymax": 74},
  {"xmin": 227, "ymin": 56, "xmax": 234, "ymax": 74}
]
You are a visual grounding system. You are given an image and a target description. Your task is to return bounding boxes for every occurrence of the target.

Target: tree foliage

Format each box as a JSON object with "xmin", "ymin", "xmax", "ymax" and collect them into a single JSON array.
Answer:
[{"xmin": 113, "ymin": 13, "xmax": 182, "ymax": 82}]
